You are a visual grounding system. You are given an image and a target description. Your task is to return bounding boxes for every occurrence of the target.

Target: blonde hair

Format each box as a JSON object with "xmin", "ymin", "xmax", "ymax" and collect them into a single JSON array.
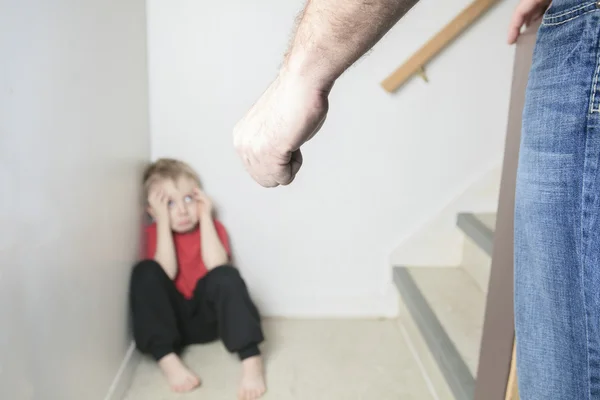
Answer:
[{"xmin": 142, "ymin": 158, "xmax": 202, "ymax": 196}]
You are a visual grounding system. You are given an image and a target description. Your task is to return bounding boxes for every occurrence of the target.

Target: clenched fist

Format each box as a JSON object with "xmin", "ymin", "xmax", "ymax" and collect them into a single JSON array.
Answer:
[{"xmin": 233, "ymin": 70, "xmax": 329, "ymax": 188}]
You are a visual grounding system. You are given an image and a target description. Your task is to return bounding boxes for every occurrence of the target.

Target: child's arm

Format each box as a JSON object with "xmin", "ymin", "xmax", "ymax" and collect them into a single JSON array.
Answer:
[
  {"xmin": 194, "ymin": 189, "xmax": 229, "ymax": 270},
  {"xmin": 154, "ymin": 220, "xmax": 178, "ymax": 279},
  {"xmin": 149, "ymin": 189, "xmax": 178, "ymax": 279}
]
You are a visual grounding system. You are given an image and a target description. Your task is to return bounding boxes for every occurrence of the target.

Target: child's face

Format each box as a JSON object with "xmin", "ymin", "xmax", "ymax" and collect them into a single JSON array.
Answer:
[{"xmin": 148, "ymin": 177, "xmax": 200, "ymax": 233}]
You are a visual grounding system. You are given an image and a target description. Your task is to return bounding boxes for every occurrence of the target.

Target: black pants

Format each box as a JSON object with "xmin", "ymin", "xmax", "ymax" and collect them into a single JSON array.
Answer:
[{"xmin": 130, "ymin": 260, "xmax": 264, "ymax": 361}]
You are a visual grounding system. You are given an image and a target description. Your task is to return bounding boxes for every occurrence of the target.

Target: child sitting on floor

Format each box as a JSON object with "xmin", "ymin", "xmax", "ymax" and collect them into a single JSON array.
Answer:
[{"xmin": 129, "ymin": 158, "xmax": 266, "ymax": 400}]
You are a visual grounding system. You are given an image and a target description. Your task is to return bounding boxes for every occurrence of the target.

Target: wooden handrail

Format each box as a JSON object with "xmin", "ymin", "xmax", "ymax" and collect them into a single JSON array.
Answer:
[{"xmin": 381, "ymin": 0, "xmax": 501, "ymax": 93}]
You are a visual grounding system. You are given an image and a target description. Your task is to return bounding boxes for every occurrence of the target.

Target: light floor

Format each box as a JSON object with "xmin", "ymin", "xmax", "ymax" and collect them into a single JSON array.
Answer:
[{"xmin": 124, "ymin": 318, "xmax": 435, "ymax": 400}]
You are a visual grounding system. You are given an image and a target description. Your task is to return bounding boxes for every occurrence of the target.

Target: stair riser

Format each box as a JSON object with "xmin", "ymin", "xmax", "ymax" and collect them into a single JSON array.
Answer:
[
  {"xmin": 394, "ymin": 267, "xmax": 476, "ymax": 400},
  {"xmin": 396, "ymin": 298, "xmax": 455, "ymax": 400},
  {"xmin": 461, "ymin": 236, "xmax": 491, "ymax": 293}
]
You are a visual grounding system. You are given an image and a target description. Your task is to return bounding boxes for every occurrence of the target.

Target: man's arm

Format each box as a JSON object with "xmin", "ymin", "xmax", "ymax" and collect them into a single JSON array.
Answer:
[
  {"xmin": 233, "ymin": 0, "xmax": 419, "ymax": 188},
  {"xmin": 234, "ymin": 0, "xmax": 539, "ymax": 188},
  {"xmin": 284, "ymin": 0, "xmax": 419, "ymax": 91}
]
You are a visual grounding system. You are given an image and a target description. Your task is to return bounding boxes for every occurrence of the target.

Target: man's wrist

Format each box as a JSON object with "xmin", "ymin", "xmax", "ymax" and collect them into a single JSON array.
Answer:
[{"xmin": 281, "ymin": 52, "xmax": 336, "ymax": 94}]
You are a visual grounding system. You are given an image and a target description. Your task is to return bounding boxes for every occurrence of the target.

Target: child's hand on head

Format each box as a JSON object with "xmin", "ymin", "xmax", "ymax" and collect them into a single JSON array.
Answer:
[
  {"xmin": 193, "ymin": 188, "xmax": 213, "ymax": 218},
  {"xmin": 148, "ymin": 188, "xmax": 170, "ymax": 223}
]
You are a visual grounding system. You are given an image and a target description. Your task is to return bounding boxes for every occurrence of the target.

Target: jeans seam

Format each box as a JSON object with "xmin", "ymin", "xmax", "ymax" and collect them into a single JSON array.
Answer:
[
  {"xmin": 548, "ymin": 2, "xmax": 596, "ymax": 18},
  {"xmin": 544, "ymin": 9, "xmax": 598, "ymax": 26},
  {"xmin": 582, "ymin": 17, "xmax": 600, "ymax": 398},
  {"xmin": 582, "ymin": 119, "xmax": 595, "ymax": 399},
  {"xmin": 543, "ymin": 2, "xmax": 597, "ymax": 25},
  {"xmin": 590, "ymin": 60, "xmax": 600, "ymax": 113},
  {"xmin": 590, "ymin": 28, "xmax": 600, "ymax": 113}
]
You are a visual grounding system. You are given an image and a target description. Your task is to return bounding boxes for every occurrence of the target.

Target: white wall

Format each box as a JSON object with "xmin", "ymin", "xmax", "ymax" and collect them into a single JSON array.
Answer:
[
  {"xmin": 390, "ymin": 163, "xmax": 502, "ymax": 268},
  {"xmin": 147, "ymin": 0, "xmax": 517, "ymax": 317},
  {"xmin": 0, "ymin": 1, "xmax": 149, "ymax": 399}
]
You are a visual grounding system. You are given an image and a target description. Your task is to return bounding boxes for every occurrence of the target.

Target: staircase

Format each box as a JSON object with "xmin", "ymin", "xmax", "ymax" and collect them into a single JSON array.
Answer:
[
  {"xmin": 390, "ymin": 17, "xmax": 539, "ymax": 400},
  {"xmin": 394, "ymin": 212, "xmax": 495, "ymax": 400}
]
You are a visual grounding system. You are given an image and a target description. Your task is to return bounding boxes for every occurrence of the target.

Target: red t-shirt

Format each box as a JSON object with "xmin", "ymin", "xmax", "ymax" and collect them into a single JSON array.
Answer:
[{"xmin": 144, "ymin": 219, "xmax": 231, "ymax": 299}]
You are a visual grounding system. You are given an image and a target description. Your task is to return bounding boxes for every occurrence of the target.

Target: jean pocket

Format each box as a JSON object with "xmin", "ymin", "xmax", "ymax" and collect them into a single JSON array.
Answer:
[{"xmin": 542, "ymin": 1, "xmax": 599, "ymax": 26}]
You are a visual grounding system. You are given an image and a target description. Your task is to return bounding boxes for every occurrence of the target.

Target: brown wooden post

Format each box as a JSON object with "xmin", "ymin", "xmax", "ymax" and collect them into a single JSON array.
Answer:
[{"xmin": 473, "ymin": 20, "xmax": 539, "ymax": 400}]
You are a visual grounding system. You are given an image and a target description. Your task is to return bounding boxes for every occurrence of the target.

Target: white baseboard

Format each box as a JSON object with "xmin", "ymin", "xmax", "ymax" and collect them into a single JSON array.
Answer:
[{"xmin": 104, "ymin": 341, "xmax": 140, "ymax": 400}]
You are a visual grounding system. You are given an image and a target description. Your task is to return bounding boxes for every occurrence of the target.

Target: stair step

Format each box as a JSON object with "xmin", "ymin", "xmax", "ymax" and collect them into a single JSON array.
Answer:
[
  {"xmin": 457, "ymin": 212, "xmax": 496, "ymax": 256},
  {"xmin": 462, "ymin": 234, "xmax": 492, "ymax": 293},
  {"xmin": 394, "ymin": 266, "xmax": 486, "ymax": 400}
]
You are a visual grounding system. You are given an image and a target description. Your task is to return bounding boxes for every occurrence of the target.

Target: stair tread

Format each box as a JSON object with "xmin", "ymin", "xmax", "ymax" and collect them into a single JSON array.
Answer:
[
  {"xmin": 405, "ymin": 267, "xmax": 485, "ymax": 377},
  {"xmin": 475, "ymin": 212, "xmax": 497, "ymax": 232},
  {"xmin": 457, "ymin": 212, "xmax": 496, "ymax": 256}
]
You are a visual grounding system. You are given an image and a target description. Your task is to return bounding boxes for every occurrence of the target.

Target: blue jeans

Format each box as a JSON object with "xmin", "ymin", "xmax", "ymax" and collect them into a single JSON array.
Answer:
[{"xmin": 515, "ymin": 1, "xmax": 600, "ymax": 398}]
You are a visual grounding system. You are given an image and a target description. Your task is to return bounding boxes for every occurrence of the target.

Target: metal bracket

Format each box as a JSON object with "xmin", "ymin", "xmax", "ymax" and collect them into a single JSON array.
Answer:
[{"xmin": 417, "ymin": 66, "xmax": 429, "ymax": 83}]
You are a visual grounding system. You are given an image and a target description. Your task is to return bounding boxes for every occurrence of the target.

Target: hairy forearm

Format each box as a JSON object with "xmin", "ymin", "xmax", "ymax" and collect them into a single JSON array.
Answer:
[
  {"xmin": 200, "ymin": 214, "xmax": 229, "ymax": 270},
  {"xmin": 154, "ymin": 221, "xmax": 178, "ymax": 279},
  {"xmin": 284, "ymin": 0, "xmax": 419, "ymax": 89}
]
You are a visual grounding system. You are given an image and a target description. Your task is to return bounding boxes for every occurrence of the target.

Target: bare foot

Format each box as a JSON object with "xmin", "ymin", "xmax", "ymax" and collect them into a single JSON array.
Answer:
[
  {"xmin": 158, "ymin": 353, "xmax": 200, "ymax": 393},
  {"xmin": 238, "ymin": 356, "xmax": 267, "ymax": 400}
]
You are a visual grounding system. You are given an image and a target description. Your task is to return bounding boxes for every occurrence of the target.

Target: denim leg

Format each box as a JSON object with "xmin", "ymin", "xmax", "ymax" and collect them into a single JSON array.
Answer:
[{"xmin": 515, "ymin": 2, "xmax": 600, "ymax": 398}]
